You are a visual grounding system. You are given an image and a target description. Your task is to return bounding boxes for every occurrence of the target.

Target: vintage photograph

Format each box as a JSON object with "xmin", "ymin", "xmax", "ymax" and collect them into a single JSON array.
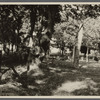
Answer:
[{"xmin": 0, "ymin": 3, "xmax": 100, "ymax": 96}]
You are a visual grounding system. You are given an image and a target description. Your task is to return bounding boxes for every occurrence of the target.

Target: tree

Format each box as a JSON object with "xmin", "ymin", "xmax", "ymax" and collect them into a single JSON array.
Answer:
[
  {"xmin": 54, "ymin": 19, "xmax": 78, "ymax": 57},
  {"xmin": 60, "ymin": 4, "xmax": 100, "ymax": 67},
  {"xmin": 0, "ymin": 5, "xmax": 25, "ymax": 52}
]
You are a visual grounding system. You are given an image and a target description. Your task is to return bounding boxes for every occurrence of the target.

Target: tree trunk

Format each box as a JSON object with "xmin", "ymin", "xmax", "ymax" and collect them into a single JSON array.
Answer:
[
  {"xmin": 73, "ymin": 24, "xmax": 83, "ymax": 68},
  {"xmin": 72, "ymin": 46, "xmax": 75, "ymax": 61},
  {"xmin": 0, "ymin": 51, "xmax": 2, "ymax": 72},
  {"xmin": 61, "ymin": 50, "xmax": 64, "ymax": 56},
  {"xmin": 16, "ymin": 45, "xmax": 19, "ymax": 52},
  {"xmin": 86, "ymin": 47, "xmax": 89, "ymax": 62},
  {"xmin": 15, "ymin": 30, "xmax": 19, "ymax": 52},
  {"xmin": 26, "ymin": 7, "xmax": 37, "ymax": 71},
  {"xmin": 30, "ymin": 7, "xmax": 37, "ymax": 37},
  {"xmin": 73, "ymin": 46, "xmax": 79, "ymax": 68},
  {"xmin": 48, "ymin": 8, "xmax": 54, "ymax": 39},
  {"xmin": 11, "ymin": 44, "xmax": 14, "ymax": 53}
]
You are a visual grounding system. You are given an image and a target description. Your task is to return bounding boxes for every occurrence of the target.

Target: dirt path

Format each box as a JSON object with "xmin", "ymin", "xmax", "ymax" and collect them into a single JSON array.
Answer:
[
  {"xmin": 52, "ymin": 61, "xmax": 100, "ymax": 96},
  {"xmin": 0, "ymin": 60, "xmax": 100, "ymax": 96}
]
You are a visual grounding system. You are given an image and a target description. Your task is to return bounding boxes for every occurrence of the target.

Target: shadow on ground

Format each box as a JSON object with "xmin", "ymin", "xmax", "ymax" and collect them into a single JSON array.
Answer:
[{"xmin": 0, "ymin": 59, "xmax": 100, "ymax": 96}]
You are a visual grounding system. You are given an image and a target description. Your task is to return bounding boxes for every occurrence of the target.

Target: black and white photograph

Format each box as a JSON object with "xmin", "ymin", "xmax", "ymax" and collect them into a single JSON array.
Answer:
[{"xmin": 0, "ymin": 2, "xmax": 100, "ymax": 96}]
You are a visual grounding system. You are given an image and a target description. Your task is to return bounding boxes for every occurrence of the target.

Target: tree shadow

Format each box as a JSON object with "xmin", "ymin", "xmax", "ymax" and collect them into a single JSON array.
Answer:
[
  {"xmin": 1, "ymin": 59, "xmax": 100, "ymax": 96},
  {"xmin": 32, "ymin": 60, "xmax": 100, "ymax": 96},
  {"xmin": 29, "ymin": 60, "xmax": 83, "ymax": 96}
]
